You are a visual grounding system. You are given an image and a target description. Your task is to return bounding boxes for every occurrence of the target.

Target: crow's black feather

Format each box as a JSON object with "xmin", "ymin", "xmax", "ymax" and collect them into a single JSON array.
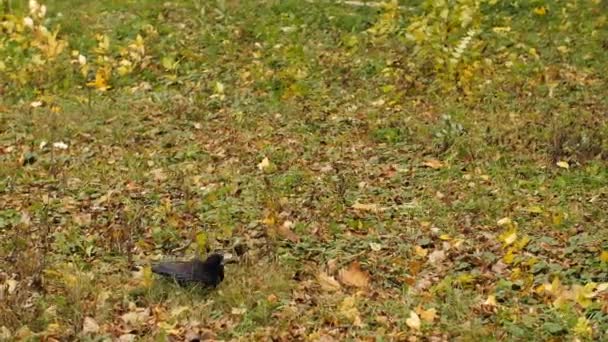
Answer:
[{"xmin": 151, "ymin": 253, "xmax": 224, "ymax": 287}]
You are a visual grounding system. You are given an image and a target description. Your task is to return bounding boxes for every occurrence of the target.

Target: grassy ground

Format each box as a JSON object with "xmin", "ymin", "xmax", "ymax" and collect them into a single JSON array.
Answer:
[{"xmin": 1, "ymin": 0, "xmax": 608, "ymax": 340}]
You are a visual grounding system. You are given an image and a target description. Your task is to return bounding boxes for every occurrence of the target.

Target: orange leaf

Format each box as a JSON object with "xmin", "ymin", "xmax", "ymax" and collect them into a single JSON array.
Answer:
[
  {"xmin": 338, "ymin": 261, "xmax": 370, "ymax": 289},
  {"xmin": 277, "ymin": 220, "xmax": 300, "ymax": 243}
]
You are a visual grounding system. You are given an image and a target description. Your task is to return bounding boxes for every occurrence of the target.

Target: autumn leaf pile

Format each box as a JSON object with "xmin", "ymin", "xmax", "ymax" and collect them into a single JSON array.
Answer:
[{"xmin": 1, "ymin": 0, "xmax": 608, "ymax": 340}]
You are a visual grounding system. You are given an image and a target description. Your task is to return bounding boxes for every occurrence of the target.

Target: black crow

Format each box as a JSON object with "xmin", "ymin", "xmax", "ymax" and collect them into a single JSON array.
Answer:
[{"xmin": 151, "ymin": 253, "xmax": 225, "ymax": 287}]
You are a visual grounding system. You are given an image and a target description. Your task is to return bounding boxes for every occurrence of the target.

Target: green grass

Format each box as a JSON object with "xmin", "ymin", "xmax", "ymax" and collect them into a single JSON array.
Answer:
[{"xmin": 1, "ymin": 0, "xmax": 608, "ymax": 340}]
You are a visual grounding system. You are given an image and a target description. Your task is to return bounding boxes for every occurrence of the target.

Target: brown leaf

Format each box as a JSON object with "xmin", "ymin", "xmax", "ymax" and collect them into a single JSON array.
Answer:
[
  {"xmin": 277, "ymin": 220, "xmax": 300, "ymax": 243},
  {"xmin": 338, "ymin": 261, "xmax": 370, "ymax": 289},
  {"xmin": 422, "ymin": 159, "xmax": 444, "ymax": 169},
  {"xmin": 73, "ymin": 213, "xmax": 92, "ymax": 226}
]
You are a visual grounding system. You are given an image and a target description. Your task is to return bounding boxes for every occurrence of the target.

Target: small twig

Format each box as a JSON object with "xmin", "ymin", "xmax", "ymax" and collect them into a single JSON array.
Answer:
[
  {"xmin": 33, "ymin": 200, "xmax": 52, "ymax": 291},
  {"xmin": 307, "ymin": 0, "xmax": 407, "ymax": 9}
]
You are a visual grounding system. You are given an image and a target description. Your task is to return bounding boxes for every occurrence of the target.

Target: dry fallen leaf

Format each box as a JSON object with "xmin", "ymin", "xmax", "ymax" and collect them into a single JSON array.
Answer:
[
  {"xmin": 277, "ymin": 220, "xmax": 300, "ymax": 243},
  {"xmin": 118, "ymin": 334, "xmax": 136, "ymax": 342},
  {"xmin": 120, "ymin": 308, "xmax": 150, "ymax": 329},
  {"xmin": 556, "ymin": 160, "xmax": 569, "ymax": 169},
  {"xmin": 73, "ymin": 213, "xmax": 92, "ymax": 226},
  {"xmin": 422, "ymin": 159, "xmax": 444, "ymax": 169},
  {"xmin": 338, "ymin": 261, "xmax": 370, "ymax": 289},
  {"xmin": 170, "ymin": 306, "xmax": 190, "ymax": 318},
  {"xmin": 327, "ymin": 258, "xmax": 338, "ymax": 274},
  {"xmin": 267, "ymin": 294, "xmax": 278, "ymax": 303},
  {"xmin": 484, "ymin": 295, "xmax": 497, "ymax": 307},
  {"xmin": 428, "ymin": 250, "xmax": 446, "ymax": 264},
  {"xmin": 414, "ymin": 245, "xmax": 428, "ymax": 257},
  {"xmin": 317, "ymin": 272, "xmax": 342, "ymax": 292},
  {"xmin": 0, "ymin": 326, "xmax": 11, "ymax": 340},
  {"xmin": 352, "ymin": 202, "xmax": 380, "ymax": 212},
  {"xmin": 406, "ymin": 310, "xmax": 421, "ymax": 330},
  {"xmin": 339, "ymin": 296, "xmax": 363, "ymax": 327},
  {"xmin": 231, "ymin": 307, "xmax": 247, "ymax": 315},
  {"xmin": 369, "ymin": 242, "xmax": 382, "ymax": 251},
  {"xmin": 6, "ymin": 279, "xmax": 18, "ymax": 294},
  {"xmin": 497, "ymin": 217, "xmax": 512, "ymax": 226},
  {"xmin": 53, "ymin": 141, "xmax": 68, "ymax": 150},
  {"xmin": 82, "ymin": 317, "xmax": 100, "ymax": 335},
  {"xmin": 257, "ymin": 156, "xmax": 270, "ymax": 171},
  {"xmin": 150, "ymin": 168, "xmax": 166, "ymax": 181},
  {"xmin": 417, "ymin": 307, "xmax": 437, "ymax": 323}
]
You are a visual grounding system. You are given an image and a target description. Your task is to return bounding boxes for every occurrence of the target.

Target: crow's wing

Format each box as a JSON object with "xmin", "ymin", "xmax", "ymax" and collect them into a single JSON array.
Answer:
[{"xmin": 152, "ymin": 261, "xmax": 197, "ymax": 283}]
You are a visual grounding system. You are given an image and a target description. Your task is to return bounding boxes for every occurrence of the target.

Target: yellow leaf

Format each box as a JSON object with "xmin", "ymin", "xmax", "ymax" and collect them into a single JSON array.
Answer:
[
  {"xmin": 142, "ymin": 265, "xmax": 153, "ymax": 288},
  {"xmin": 439, "ymin": 234, "xmax": 451, "ymax": 241},
  {"xmin": 94, "ymin": 34, "xmax": 110, "ymax": 54},
  {"xmin": 533, "ymin": 6, "xmax": 547, "ymax": 16},
  {"xmin": 339, "ymin": 296, "xmax": 363, "ymax": 327},
  {"xmin": 405, "ymin": 311, "xmax": 421, "ymax": 330},
  {"xmin": 117, "ymin": 59, "xmax": 133, "ymax": 76},
  {"xmin": 338, "ymin": 261, "xmax": 370, "ymax": 289},
  {"xmin": 600, "ymin": 251, "xmax": 608, "ymax": 263},
  {"xmin": 500, "ymin": 229, "xmax": 517, "ymax": 246},
  {"xmin": 535, "ymin": 284, "xmax": 546, "ymax": 295},
  {"xmin": 503, "ymin": 249, "xmax": 515, "ymax": 264},
  {"xmin": 484, "ymin": 295, "xmax": 497, "ymax": 306},
  {"xmin": 573, "ymin": 317, "xmax": 592, "ymax": 337},
  {"xmin": 556, "ymin": 161, "xmax": 569, "ymax": 169},
  {"xmin": 456, "ymin": 273, "xmax": 476, "ymax": 285},
  {"xmin": 161, "ymin": 56, "xmax": 177, "ymax": 70},
  {"xmin": 515, "ymin": 235, "xmax": 530, "ymax": 250},
  {"xmin": 196, "ymin": 232, "xmax": 207, "ymax": 257},
  {"xmin": 262, "ymin": 214, "xmax": 276, "ymax": 227},
  {"xmin": 86, "ymin": 66, "xmax": 111, "ymax": 91},
  {"xmin": 214, "ymin": 81, "xmax": 225, "ymax": 94},
  {"xmin": 526, "ymin": 206, "xmax": 543, "ymax": 214},
  {"xmin": 550, "ymin": 277, "xmax": 563, "ymax": 294},
  {"xmin": 414, "ymin": 245, "xmax": 428, "ymax": 257},
  {"xmin": 573, "ymin": 284, "xmax": 595, "ymax": 308},
  {"xmin": 552, "ymin": 211, "xmax": 565, "ymax": 226},
  {"xmin": 422, "ymin": 159, "xmax": 444, "ymax": 169},
  {"xmin": 417, "ymin": 307, "xmax": 437, "ymax": 323}
]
